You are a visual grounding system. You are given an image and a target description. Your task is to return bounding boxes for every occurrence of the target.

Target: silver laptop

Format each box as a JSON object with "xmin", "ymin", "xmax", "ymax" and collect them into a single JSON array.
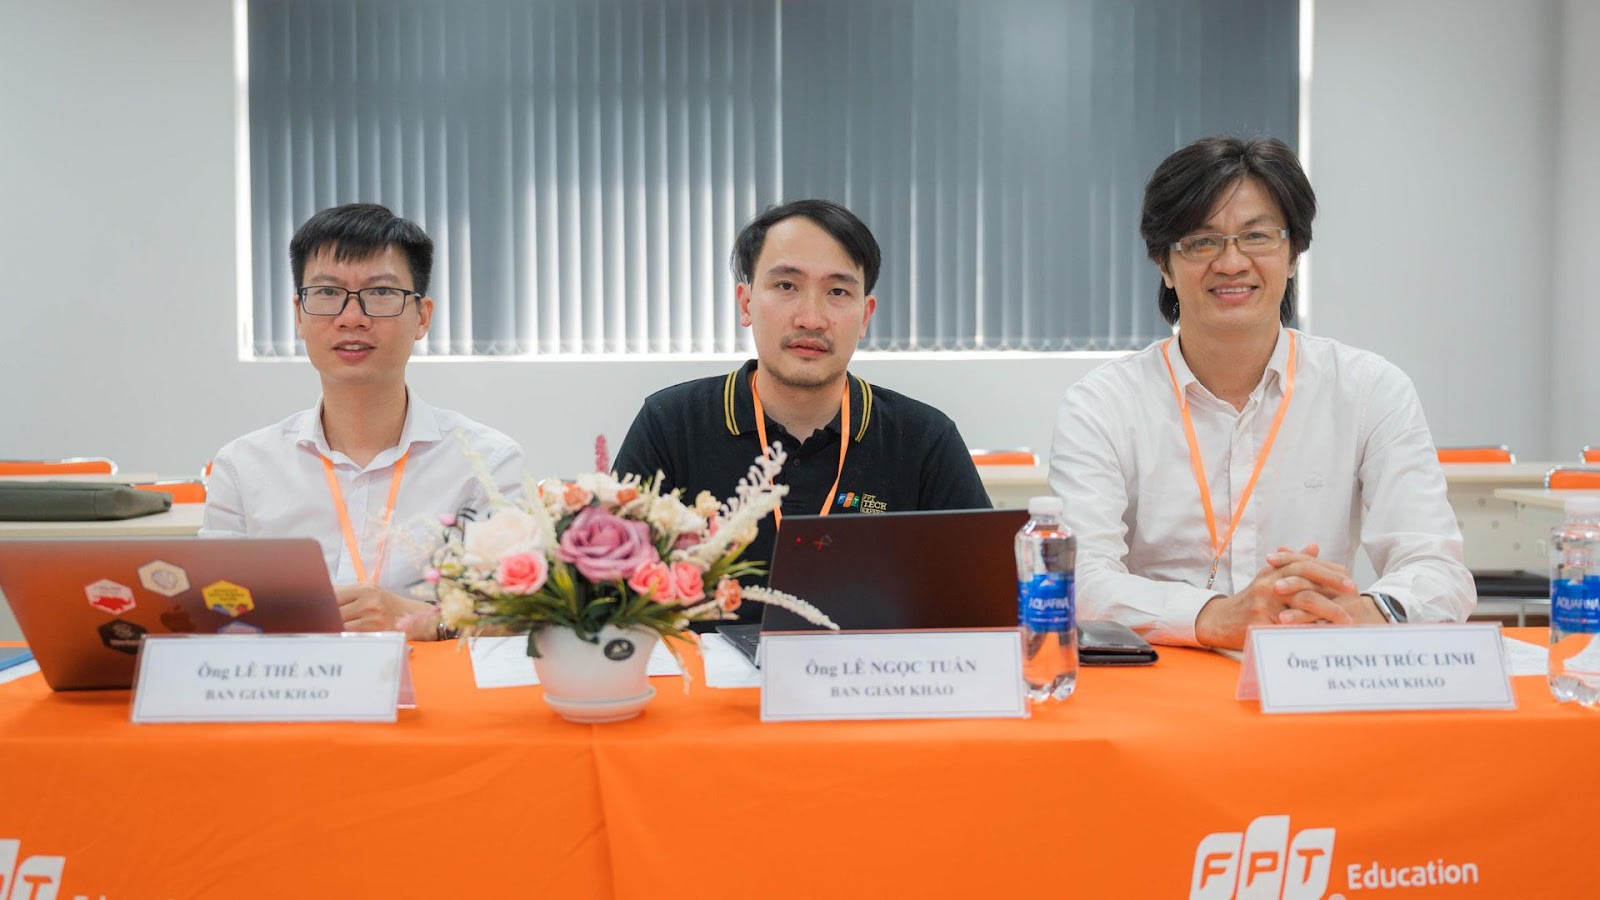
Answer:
[
  {"xmin": 0, "ymin": 537, "xmax": 343, "ymax": 690},
  {"xmin": 719, "ymin": 508, "xmax": 1028, "ymax": 664}
]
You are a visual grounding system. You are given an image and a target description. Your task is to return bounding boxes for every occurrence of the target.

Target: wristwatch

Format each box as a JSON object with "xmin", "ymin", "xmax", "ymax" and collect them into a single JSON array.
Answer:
[{"xmin": 1366, "ymin": 592, "xmax": 1407, "ymax": 624}]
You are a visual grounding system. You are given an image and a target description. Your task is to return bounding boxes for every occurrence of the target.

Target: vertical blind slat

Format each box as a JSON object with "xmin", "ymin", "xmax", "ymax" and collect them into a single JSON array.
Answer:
[{"xmin": 249, "ymin": 0, "xmax": 1294, "ymax": 357}]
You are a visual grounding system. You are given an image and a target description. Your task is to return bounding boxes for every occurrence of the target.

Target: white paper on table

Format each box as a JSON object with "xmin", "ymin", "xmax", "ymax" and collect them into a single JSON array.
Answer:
[
  {"xmin": 467, "ymin": 635, "xmax": 681, "ymax": 689},
  {"xmin": 1503, "ymin": 635, "xmax": 1550, "ymax": 677},
  {"xmin": 0, "ymin": 660, "xmax": 40, "ymax": 686},
  {"xmin": 699, "ymin": 632, "xmax": 761, "ymax": 689}
]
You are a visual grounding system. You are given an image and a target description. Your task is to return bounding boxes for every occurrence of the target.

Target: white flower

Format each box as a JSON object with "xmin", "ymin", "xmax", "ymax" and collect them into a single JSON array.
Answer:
[
  {"xmin": 647, "ymin": 492, "xmax": 705, "ymax": 537},
  {"xmin": 463, "ymin": 507, "xmax": 545, "ymax": 568},
  {"xmin": 437, "ymin": 579, "xmax": 476, "ymax": 629},
  {"xmin": 575, "ymin": 471, "xmax": 627, "ymax": 507},
  {"xmin": 693, "ymin": 490, "xmax": 719, "ymax": 518}
]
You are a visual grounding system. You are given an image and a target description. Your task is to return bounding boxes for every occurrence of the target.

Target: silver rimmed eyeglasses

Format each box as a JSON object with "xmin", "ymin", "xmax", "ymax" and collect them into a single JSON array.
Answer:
[{"xmin": 1171, "ymin": 227, "xmax": 1289, "ymax": 261}]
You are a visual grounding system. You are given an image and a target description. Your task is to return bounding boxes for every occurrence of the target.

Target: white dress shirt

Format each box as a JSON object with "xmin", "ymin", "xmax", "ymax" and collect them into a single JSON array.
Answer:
[
  {"xmin": 201, "ymin": 392, "xmax": 525, "ymax": 597},
  {"xmin": 1048, "ymin": 327, "xmax": 1475, "ymax": 646}
]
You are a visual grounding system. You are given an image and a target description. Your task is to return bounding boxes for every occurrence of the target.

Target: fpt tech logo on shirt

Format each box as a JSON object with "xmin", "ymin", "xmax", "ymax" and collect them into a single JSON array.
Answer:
[
  {"xmin": 0, "ymin": 839, "xmax": 67, "ymax": 900},
  {"xmin": 834, "ymin": 491, "xmax": 888, "ymax": 513}
]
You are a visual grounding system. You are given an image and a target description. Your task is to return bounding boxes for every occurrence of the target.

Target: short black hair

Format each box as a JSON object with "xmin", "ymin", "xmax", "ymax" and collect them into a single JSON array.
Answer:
[
  {"xmin": 1140, "ymin": 135, "xmax": 1316, "ymax": 326},
  {"xmin": 289, "ymin": 203, "xmax": 435, "ymax": 297},
  {"xmin": 730, "ymin": 199, "xmax": 882, "ymax": 294}
]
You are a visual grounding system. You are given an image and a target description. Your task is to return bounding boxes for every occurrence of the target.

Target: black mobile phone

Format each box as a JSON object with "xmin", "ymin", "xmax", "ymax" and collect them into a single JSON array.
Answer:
[{"xmin": 1077, "ymin": 620, "xmax": 1159, "ymax": 666}]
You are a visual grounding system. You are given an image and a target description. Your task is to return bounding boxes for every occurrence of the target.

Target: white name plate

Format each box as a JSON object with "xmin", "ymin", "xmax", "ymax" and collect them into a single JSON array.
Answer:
[
  {"xmin": 1237, "ymin": 623, "xmax": 1515, "ymax": 714},
  {"xmin": 760, "ymin": 630, "xmax": 1028, "ymax": 722},
  {"xmin": 131, "ymin": 632, "xmax": 408, "ymax": 723}
]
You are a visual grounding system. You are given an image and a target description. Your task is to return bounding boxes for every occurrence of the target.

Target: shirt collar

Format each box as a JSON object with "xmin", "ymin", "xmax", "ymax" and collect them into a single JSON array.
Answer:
[
  {"xmin": 1167, "ymin": 326, "xmax": 1293, "ymax": 401},
  {"xmin": 295, "ymin": 387, "xmax": 441, "ymax": 468},
  {"xmin": 722, "ymin": 359, "xmax": 873, "ymax": 444}
]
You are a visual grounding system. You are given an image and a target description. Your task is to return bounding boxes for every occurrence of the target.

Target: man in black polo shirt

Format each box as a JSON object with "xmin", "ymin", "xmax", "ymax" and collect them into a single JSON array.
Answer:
[{"xmin": 614, "ymin": 199, "xmax": 990, "ymax": 618}]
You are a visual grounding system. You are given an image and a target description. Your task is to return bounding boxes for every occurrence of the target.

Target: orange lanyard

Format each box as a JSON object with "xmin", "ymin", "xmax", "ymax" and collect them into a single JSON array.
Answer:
[
  {"xmin": 750, "ymin": 373, "xmax": 850, "ymax": 528},
  {"xmin": 1160, "ymin": 331, "xmax": 1297, "ymax": 590},
  {"xmin": 320, "ymin": 450, "xmax": 409, "ymax": 585}
]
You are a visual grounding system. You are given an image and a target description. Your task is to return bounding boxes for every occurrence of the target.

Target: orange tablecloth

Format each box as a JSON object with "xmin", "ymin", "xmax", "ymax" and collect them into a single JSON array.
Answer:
[{"xmin": 1, "ymin": 630, "xmax": 1593, "ymax": 899}]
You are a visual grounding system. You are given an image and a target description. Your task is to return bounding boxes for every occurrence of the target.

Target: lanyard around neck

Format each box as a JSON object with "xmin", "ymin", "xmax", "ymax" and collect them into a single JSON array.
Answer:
[
  {"xmin": 320, "ymin": 450, "xmax": 410, "ymax": 585},
  {"xmin": 750, "ymin": 372, "xmax": 850, "ymax": 528},
  {"xmin": 1159, "ymin": 331, "xmax": 1297, "ymax": 590}
]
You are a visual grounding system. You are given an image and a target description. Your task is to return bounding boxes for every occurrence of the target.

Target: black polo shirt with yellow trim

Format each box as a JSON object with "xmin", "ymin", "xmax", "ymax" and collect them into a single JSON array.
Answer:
[{"xmin": 614, "ymin": 359, "xmax": 992, "ymax": 609}]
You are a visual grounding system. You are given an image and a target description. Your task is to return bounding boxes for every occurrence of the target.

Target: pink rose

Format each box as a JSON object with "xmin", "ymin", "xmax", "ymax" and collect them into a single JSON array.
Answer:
[
  {"xmin": 557, "ymin": 506, "xmax": 658, "ymax": 582},
  {"xmin": 671, "ymin": 562, "xmax": 705, "ymax": 602},
  {"xmin": 715, "ymin": 578, "xmax": 741, "ymax": 613},
  {"xmin": 628, "ymin": 561, "xmax": 677, "ymax": 603},
  {"xmin": 497, "ymin": 552, "xmax": 549, "ymax": 594},
  {"xmin": 671, "ymin": 532, "xmax": 700, "ymax": 552}
]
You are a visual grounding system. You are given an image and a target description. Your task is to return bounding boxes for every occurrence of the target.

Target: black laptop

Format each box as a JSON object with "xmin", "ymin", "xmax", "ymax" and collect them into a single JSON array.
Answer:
[{"xmin": 718, "ymin": 508, "xmax": 1028, "ymax": 664}]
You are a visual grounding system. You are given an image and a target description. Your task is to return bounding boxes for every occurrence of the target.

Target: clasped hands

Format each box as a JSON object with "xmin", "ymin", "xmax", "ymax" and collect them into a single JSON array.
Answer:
[{"xmin": 1195, "ymin": 543, "xmax": 1386, "ymax": 650}]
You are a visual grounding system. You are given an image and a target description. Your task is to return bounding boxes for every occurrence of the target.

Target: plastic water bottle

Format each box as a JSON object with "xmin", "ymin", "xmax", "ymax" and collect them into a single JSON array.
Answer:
[
  {"xmin": 1015, "ymin": 495, "xmax": 1077, "ymax": 701},
  {"xmin": 1550, "ymin": 496, "xmax": 1600, "ymax": 705}
]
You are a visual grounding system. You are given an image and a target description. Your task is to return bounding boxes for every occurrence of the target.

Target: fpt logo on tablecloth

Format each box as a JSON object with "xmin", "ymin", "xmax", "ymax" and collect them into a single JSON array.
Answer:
[
  {"xmin": 1189, "ymin": 815, "xmax": 1482, "ymax": 899},
  {"xmin": 0, "ymin": 838, "xmax": 67, "ymax": 900}
]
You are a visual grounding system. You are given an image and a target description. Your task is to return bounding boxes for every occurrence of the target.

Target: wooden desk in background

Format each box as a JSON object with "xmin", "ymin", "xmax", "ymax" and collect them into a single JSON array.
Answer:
[{"xmin": 0, "ymin": 504, "xmax": 205, "ymax": 538}]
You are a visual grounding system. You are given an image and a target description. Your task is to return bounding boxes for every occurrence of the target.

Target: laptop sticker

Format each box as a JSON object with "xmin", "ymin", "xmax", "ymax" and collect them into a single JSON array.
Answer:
[
  {"xmin": 98, "ymin": 618, "xmax": 147, "ymax": 655},
  {"xmin": 217, "ymin": 620, "xmax": 262, "ymax": 635},
  {"xmin": 85, "ymin": 579, "xmax": 137, "ymax": 616},
  {"xmin": 160, "ymin": 606, "xmax": 197, "ymax": 633},
  {"xmin": 201, "ymin": 581, "xmax": 255, "ymax": 618},
  {"xmin": 137, "ymin": 560, "xmax": 190, "ymax": 597}
]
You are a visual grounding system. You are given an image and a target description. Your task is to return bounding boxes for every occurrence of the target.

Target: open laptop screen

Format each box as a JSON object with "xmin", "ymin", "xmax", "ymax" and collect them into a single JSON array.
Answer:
[
  {"xmin": 760, "ymin": 508, "xmax": 1027, "ymax": 633},
  {"xmin": 0, "ymin": 537, "xmax": 342, "ymax": 690}
]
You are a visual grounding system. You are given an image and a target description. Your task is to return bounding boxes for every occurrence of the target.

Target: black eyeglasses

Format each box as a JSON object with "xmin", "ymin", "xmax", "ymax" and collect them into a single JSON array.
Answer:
[{"xmin": 296, "ymin": 286, "xmax": 420, "ymax": 317}]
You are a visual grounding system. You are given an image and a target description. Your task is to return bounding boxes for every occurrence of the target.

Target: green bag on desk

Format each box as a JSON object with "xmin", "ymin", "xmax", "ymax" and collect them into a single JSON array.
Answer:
[{"xmin": 0, "ymin": 481, "xmax": 172, "ymax": 521}]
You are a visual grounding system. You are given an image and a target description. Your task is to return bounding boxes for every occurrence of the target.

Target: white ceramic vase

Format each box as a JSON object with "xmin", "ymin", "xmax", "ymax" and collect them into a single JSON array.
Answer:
[{"xmin": 531, "ymin": 624, "xmax": 660, "ymax": 723}]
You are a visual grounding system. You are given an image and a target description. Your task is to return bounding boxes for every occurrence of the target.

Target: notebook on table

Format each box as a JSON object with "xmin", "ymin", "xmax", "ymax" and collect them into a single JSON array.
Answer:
[{"xmin": 0, "ymin": 537, "xmax": 342, "ymax": 690}]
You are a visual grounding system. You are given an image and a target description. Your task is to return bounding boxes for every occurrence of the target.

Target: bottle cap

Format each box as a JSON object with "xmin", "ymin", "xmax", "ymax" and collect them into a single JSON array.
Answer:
[
  {"xmin": 1027, "ymin": 496, "xmax": 1064, "ymax": 517},
  {"xmin": 1564, "ymin": 496, "xmax": 1600, "ymax": 519}
]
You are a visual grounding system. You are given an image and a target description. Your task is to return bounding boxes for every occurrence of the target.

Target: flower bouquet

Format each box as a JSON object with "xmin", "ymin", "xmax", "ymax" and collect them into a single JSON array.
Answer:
[{"xmin": 423, "ymin": 439, "xmax": 835, "ymax": 720}]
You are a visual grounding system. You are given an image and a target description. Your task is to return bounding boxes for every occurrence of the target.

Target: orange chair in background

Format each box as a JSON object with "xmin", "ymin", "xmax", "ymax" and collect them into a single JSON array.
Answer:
[
  {"xmin": 1582, "ymin": 446, "xmax": 1600, "ymax": 465},
  {"xmin": 132, "ymin": 480, "xmax": 208, "ymax": 504},
  {"xmin": 0, "ymin": 457, "xmax": 118, "ymax": 476},
  {"xmin": 1437, "ymin": 446, "xmax": 1515, "ymax": 464},
  {"xmin": 970, "ymin": 449, "xmax": 1039, "ymax": 466},
  {"xmin": 1546, "ymin": 467, "xmax": 1600, "ymax": 490}
]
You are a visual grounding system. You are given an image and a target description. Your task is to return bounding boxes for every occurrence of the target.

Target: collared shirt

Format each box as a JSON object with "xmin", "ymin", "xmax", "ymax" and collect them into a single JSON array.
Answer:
[
  {"xmin": 614, "ymin": 359, "xmax": 991, "ymax": 617},
  {"xmin": 200, "ymin": 392, "xmax": 525, "ymax": 597},
  {"xmin": 1048, "ymin": 327, "xmax": 1475, "ymax": 646}
]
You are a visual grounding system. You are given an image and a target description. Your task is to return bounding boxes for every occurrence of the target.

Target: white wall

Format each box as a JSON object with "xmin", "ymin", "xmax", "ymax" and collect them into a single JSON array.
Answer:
[
  {"xmin": 1550, "ymin": 0, "xmax": 1600, "ymax": 461},
  {"xmin": 1310, "ymin": 0, "xmax": 1559, "ymax": 459},
  {"xmin": 0, "ymin": 0, "xmax": 1587, "ymax": 480}
]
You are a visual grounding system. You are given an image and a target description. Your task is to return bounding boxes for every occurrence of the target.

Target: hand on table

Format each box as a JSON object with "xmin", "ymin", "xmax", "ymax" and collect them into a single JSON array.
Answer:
[
  {"xmin": 1195, "ymin": 544, "xmax": 1383, "ymax": 650},
  {"xmin": 335, "ymin": 583, "xmax": 439, "ymax": 641}
]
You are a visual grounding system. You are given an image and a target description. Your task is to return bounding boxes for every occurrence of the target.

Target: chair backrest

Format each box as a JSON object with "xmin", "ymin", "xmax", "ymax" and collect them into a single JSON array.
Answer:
[
  {"xmin": 969, "ymin": 449, "xmax": 1039, "ymax": 466},
  {"xmin": 1545, "ymin": 467, "xmax": 1600, "ymax": 490},
  {"xmin": 1437, "ymin": 445, "xmax": 1514, "ymax": 464},
  {"xmin": 131, "ymin": 480, "xmax": 208, "ymax": 504},
  {"xmin": 1583, "ymin": 446, "xmax": 1600, "ymax": 465},
  {"xmin": 0, "ymin": 457, "xmax": 118, "ymax": 476}
]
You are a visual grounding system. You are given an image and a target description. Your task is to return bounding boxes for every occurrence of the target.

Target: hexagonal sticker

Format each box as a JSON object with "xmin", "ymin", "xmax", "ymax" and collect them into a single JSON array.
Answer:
[
  {"xmin": 201, "ymin": 580, "xmax": 254, "ymax": 618},
  {"xmin": 98, "ymin": 618, "xmax": 147, "ymax": 655},
  {"xmin": 85, "ymin": 579, "xmax": 136, "ymax": 616},
  {"xmin": 137, "ymin": 560, "xmax": 190, "ymax": 597}
]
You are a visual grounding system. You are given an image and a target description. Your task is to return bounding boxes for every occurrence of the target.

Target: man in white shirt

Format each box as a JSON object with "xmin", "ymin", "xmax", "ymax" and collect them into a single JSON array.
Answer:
[
  {"xmin": 1048, "ymin": 136, "xmax": 1474, "ymax": 650},
  {"xmin": 202, "ymin": 203, "xmax": 524, "ymax": 640}
]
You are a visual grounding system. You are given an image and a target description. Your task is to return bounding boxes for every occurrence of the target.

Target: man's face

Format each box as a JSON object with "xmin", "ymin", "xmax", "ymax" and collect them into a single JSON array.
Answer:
[
  {"xmin": 294, "ymin": 244, "xmax": 433, "ymax": 390},
  {"xmin": 737, "ymin": 216, "xmax": 876, "ymax": 392},
  {"xmin": 1160, "ymin": 176, "xmax": 1298, "ymax": 340}
]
